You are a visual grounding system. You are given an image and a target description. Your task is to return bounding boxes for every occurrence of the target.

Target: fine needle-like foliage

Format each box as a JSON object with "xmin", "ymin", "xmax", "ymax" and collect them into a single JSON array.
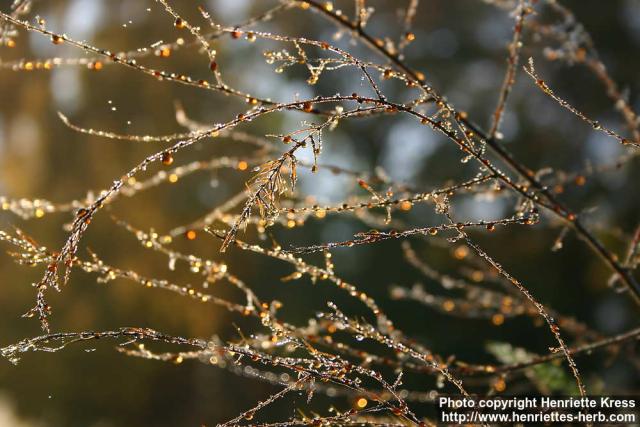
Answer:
[{"xmin": 1, "ymin": 0, "xmax": 639, "ymax": 425}]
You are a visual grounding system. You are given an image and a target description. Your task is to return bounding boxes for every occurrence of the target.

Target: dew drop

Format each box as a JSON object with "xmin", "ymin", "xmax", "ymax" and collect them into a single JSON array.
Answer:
[{"xmin": 162, "ymin": 152, "xmax": 174, "ymax": 166}]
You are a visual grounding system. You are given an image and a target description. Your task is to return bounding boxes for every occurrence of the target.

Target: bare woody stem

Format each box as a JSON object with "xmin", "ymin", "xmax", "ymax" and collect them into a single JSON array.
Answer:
[
  {"xmin": 459, "ymin": 327, "xmax": 640, "ymax": 375},
  {"xmin": 304, "ymin": 0, "xmax": 640, "ymax": 305}
]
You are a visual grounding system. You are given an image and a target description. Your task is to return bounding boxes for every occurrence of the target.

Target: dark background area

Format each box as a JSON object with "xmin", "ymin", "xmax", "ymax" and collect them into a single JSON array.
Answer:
[{"xmin": 0, "ymin": 0, "xmax": 639, "ymax": 425}]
